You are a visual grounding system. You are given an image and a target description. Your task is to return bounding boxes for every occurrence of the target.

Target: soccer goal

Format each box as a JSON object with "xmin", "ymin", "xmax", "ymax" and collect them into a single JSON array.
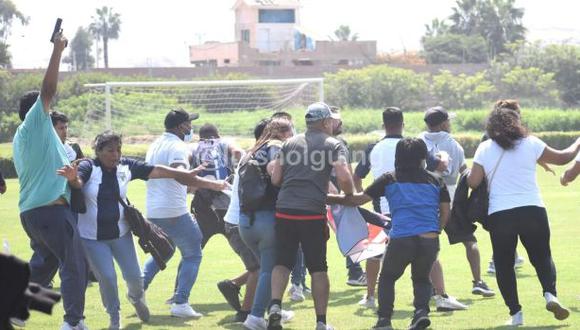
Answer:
[{"xmin": 81, "ymin": 78, "xmax": 324, "ymax": 140}]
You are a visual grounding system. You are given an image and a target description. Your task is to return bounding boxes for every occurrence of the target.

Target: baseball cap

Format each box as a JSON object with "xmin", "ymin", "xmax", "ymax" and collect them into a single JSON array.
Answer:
[
  {"xmin": 305, "ymin": 102, "xmax": 341, "ymax": 122},
  {"xmin": 164, "ymin": 108, "xmax": 199, "ymax": 129},
  {"xmin": 424, "ymin": 106, "xmax": 455, "ymax": 127}
]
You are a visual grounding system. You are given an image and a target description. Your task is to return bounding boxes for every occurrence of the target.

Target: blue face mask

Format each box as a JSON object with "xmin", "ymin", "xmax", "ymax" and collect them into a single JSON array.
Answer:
[{"xmin": 183, "ymin": 128, "xmax": 194, "ymax": 142}]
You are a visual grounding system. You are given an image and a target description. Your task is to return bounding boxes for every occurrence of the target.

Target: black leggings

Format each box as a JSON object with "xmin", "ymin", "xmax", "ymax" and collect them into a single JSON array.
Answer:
[{"xmin": 488, "ymin": 206, "xmax": 557, "ymax": 315}]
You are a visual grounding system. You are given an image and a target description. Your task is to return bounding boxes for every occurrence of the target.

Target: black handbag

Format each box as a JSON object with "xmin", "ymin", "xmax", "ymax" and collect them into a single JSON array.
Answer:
[{"xmin": 118, "ymin": 197, "xmax": 175, "ymax": 270}]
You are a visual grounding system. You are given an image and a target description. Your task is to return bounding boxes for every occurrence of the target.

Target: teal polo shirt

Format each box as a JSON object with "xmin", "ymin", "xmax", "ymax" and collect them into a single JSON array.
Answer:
[{"xmin": 13, "ymin": 96, "xmax": 70, "ymax": 213}]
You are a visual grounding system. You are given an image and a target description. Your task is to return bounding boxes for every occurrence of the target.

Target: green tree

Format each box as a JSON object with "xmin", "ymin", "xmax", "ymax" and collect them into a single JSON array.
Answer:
[
  {"xmin": 333, "ymin": 25, "xmax": 358, "ymax": 41},
  {"xmin": 449, "ymin": 0, "xmax": 525, "ymax": 58},
  {"xmin": 63, "ymin": 27, "xmax": 95, "ymax": 71},
  {"xmin": 424, "ymin": 18, "xmax": 450, "ymax": 38},
  {"xmin": 0, "ymin": 0, "xmax": 28, "ymax": 68},
  {"xmin": 89, "ymin": 6, "xmax": 121, "ymax": 68}
]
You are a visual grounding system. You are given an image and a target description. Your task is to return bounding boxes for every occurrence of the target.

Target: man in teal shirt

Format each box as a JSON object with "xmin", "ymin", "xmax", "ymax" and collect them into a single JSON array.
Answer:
[{"xmin": 13, "ymin": 31, "xmax": 88, "ymax": 330}]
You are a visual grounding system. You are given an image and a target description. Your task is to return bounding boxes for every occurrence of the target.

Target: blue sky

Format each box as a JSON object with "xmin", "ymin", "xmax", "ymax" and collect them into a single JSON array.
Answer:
[{"xmin": 7, "ymin": 0, "xmax": 580, "ymax": 69}]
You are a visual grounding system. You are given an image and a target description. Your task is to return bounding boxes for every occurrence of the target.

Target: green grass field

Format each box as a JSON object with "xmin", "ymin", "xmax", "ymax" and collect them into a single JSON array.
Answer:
[{"xmin": 0, "ymin": 166, "xmax": 579, "ymax": 329}]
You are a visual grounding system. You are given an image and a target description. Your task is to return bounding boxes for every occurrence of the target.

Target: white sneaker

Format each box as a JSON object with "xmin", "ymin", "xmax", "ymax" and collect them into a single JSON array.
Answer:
[
  {"xmin": 487, "ymin": 261, "xmax": 496, "ymax": 274},
  {"xmin": 281, "ymin": 309, "xmax": 295, "ymax": 323},
  {"xmin": 544, "ymin": 292, "xmax": 570, "ymax": 320},
  {"xmin": 315, "ymin": 322, "xmax": 335, "ymax": 330},
  {"xmin": 243, "ymin": 314, "xmax": 267, "ymax": 330},
  {"xmin": 505, "ymin": 311, "xmax": 523, "ymax": 326},
  {"xmin": 514, "ymin": 256, "xmax": 525, "ymax": 268},
  {"xmin": 289, "ymin": 284, "xmax": 305, "ymax": 302},
  {"xmin": 358, "ymin": 295, "xmax": 376, "ymax": 308},
  {"xmin": 61, "ymin": 320, "xmax": 89, "ymax": 330},
  {"xmin": 170, "ymin": 303, "xmax": 203, "ymax": 318},
  {"xmin": 434, "ymin": 294, "xmax": 468, "ymax": 311},
  {"xmin": 9, "ymin": 318, "xmax": 25, "ymax": 328}
]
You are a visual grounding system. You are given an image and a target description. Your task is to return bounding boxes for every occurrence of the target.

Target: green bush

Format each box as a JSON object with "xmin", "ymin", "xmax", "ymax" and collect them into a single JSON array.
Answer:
[
  {"xmin": 431, "ymin": 71, "xmax": 496, "ymax": 108},
  {"xmin": 325, "ymin": 65, "xmax": 429, "ymax": 109}
]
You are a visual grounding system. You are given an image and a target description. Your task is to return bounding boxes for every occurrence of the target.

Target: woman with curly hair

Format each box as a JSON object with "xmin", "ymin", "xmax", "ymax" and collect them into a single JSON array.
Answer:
[{"xmin": 467, "ymin": 100, "xmax": 580, "ymax": 326}]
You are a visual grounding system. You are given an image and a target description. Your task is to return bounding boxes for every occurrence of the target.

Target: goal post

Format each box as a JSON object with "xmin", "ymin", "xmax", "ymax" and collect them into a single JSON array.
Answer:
[{"xmin": 81, "ymin": 78, "xmax": 324, "ymax": 140}]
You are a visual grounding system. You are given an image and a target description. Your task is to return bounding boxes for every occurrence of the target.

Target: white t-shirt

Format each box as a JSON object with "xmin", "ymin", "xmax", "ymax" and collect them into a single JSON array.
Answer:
[
  {"xmin": 473, "ymin": 136, "xmax": 546, "ymax": 215},
  {"xmin": 223, "ymin": 167, "xmax": 240, "ymax": 225},
  {"xmin": 146, "ymin": 133, "xmax": 190, "ymax": 218},
  {"xmin": 369, "ymin": 137, "xmax": 400, "ymax": 214}
]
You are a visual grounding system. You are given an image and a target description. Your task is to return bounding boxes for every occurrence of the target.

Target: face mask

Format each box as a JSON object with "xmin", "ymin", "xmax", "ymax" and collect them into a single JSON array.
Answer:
[{"xmin": 183, "ymin": 128, "xmax": 194, "ymax": 142}]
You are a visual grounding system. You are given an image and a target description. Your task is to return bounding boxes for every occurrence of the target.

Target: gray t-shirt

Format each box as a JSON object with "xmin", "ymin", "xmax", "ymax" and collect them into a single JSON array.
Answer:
[{"xmin": 276, "ymin": 130, "xmax": 348, "ymax": 214}]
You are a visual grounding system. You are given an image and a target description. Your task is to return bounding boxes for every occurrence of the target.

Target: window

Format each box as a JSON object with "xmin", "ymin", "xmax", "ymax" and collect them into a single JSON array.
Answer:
[
  {"xmin": 241, "ymin": 29, "xmax": 250, "ymax": 43},
  {"xmin": 224, "ymin": 59, "xmax": 231, "ymax": 64},
  {"xmin": 258, "ymin": 9, "xmax": 295, "ymax": 23}
]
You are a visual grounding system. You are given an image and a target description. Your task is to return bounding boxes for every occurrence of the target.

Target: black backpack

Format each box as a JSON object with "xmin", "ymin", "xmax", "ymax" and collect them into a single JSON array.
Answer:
[
  {"xmin": 238, "ymin": 150, "xmax": 269, "ymax": 213},
  {"xmin": 118, "ymin": 197, "xmax": 175, "ymax": 270}
]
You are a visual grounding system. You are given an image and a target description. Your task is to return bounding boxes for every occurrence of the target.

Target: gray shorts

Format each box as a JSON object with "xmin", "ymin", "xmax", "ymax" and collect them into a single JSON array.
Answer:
[{"xmin": 225, "ymin": 222, "xmax": 260, "ymax": 272}]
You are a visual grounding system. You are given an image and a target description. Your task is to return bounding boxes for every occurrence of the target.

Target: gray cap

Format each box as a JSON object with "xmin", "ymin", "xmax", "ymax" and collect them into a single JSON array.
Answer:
[{"xmin": 305, "ymin": 102, "xmax": 341, "ymax": 123}]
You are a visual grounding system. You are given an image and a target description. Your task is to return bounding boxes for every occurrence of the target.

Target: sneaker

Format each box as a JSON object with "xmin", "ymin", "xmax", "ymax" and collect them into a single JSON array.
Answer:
[
  {"xmin": 170, "ymin": 303, "xmax": 203, "ymax": 318},
  {"xmin": 434, "ymin": 294, "xmax": 468, "ymax": 311},
  {"xmin": 128, "ymin": 294, "xmax": 150, "ymax": 322},
  {"xmin": 409, "ymin": 309, "xmax": 431, "ymax": 330},
  {"xmin": 315, "ymin": 322, "xmax": 335, "ymax": 330},
  {"xmin": 266, "ymin": 304, "xmax": 282, "ymax": 330},
  {"xmin": 9, "ymin": 318, "xmax": 26, "ymax": 328},
  {"xmin": 505, "ymin": 311, "xmax": 523, "ymax": 326},
  {"xmin": 302, "ymin": 282, "xmax": 311, "ymax": 294},
  {"xmin": 358, "ymin": 295, "xmax": 376, "ymax": 308},
  {"xmin": 514, "ymin": 256, "xmax": 525, "ymax": 268},
  {"xmin": 346, "ymin": 273, "xmax": 367, "ymax": 287},
  {"xmin": 281, "ymin": 309, "xmax": 295, "ymax": 323},
  {"xmin": 472, "ymin": 281, "xmax": 495, "ymax": 297},
  {"xmin": 544, "ymin": 292, "xmax": 569, "ymax": 320},
  {"xmin": 235, "ymin": 310, "xmax": 250, "ymax": 323},
  {"xmin": 289, "ymin": 284, "xmax": 305, "ymax": 302},
  {"xmin": 61, "ymin": 320, "xmax": 89, "ymax": 330},
  {"xmin": 244, "ymin": 314, "xmax": 267, "ymax": 330},
  {"xmin": 217, "ymin": 280, "xmax": 242, "ymax": 312},
  {"xmin": 372, "ymin": 317, "xmax": 393, "ymax": 330},
  {"xmin": 487, "ymin": 261, "xmax": 496, "ymax": 274}
]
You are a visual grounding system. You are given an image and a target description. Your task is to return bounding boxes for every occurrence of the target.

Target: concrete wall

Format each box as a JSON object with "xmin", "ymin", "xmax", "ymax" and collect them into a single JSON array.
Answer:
[{"xmin": 189, "ymin": 42, "xmax": 240, "ymax": 67}]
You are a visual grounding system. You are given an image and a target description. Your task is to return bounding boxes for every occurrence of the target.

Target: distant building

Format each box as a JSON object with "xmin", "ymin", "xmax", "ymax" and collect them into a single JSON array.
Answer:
[{"xmin": 189, "ymin": 0, "xmax": 376, "ymax": 67}]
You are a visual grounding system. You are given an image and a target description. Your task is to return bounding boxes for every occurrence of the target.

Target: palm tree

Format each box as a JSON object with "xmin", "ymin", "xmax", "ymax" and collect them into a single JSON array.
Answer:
[
  {"xmin": 449, "ymin": 0, "xmax": 479, "ymax": 35},
  {"xmin": 89, "ymin": 6, "xmax": 121, "ymax": 68},
  {"xmin": 333, "ymin": 25, "xmax": 359, "ymax": 41},
  {"xmin": 424, "ymin": 18, "xmax": 450, "ymax": 38}
]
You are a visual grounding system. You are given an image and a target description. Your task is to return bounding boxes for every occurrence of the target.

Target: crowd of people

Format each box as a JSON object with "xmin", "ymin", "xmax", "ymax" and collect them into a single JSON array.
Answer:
[{"xmin": 2, "ymin": 31, "xmax": 580, "ymax": 330}]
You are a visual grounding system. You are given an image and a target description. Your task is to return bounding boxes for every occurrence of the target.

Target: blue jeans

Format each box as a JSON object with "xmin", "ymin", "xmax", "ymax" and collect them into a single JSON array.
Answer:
[
  {"xmin": 20, "ymin": 205, "xmax": 87, "ymax": 326},
  {"xmin": 239, "ymin": 210, "xmax": 276, "ymax": 318},
  {"xmin": 291, "ymin": 246, "xmax": 307, "ymax": 286},
  {"xmin": 81, "ymin": 233, "xmax": 143, "ymax": 321},
  {"xmin": 143, "ymin": 213, "xmax": 203, "ymax": 304}
]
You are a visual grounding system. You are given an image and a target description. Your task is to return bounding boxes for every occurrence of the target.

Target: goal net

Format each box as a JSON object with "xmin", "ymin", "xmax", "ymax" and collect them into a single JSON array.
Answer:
[{"xmin": 80, "ymin": 78, "xmax": 323, "ymax": 141}]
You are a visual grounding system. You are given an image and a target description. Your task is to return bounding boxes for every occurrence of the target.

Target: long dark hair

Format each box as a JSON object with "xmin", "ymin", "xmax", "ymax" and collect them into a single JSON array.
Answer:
[
  {"xmin": 485, "ymin": 100, "xmax": 528, "ymax": 150},
  {"xmin": 248, "ymin": 118, "xmax": 292, "ymax": 154}
]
